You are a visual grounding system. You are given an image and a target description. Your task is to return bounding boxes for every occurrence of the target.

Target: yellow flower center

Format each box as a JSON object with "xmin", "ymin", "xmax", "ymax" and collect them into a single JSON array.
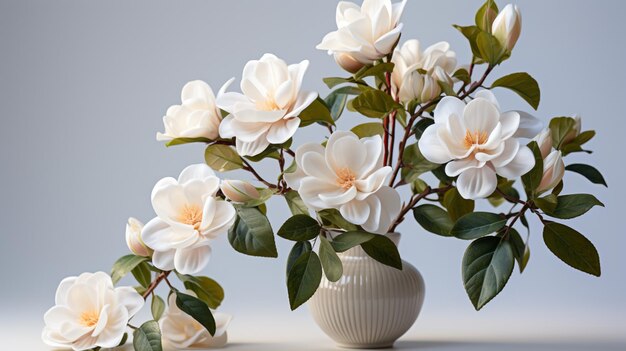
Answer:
[
  {"xmin": 337, "ymin": 168, "xmax": 356, "ymax": 190},
  {"xmin": 463, "ymin": 130, "xmax": 488, "ymax": 149},
  {"xmin": 178, "ymin": 204, "xmax": 203, "ymax": 230},
  {"xmin": 257, "ymin": 98, "xmax": 281, "ymax": 111},
  {"xmin": 79, "ymin": 310, "xmax": 100, "ymax": 327}
]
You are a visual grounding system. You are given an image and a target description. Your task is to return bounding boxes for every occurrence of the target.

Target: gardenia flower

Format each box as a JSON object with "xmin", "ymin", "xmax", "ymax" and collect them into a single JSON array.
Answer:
[
  {"xmin": 285, "ymin": 131, "xmax": 401, "ymax": 234},
  {"xmin": 217, "ymin": 54, "xmax": 317, "ymax": 156},
  {"xmin": 42, "ymin": 272, "xmax": 144, "ymax": 351},
  {"xmin": 418, "ymin": 90, "xmax": 542, "ymax": 199},
  {"xmin": 220, "ymin": 179, "xmax": 260, "ymax": 203},
  {"xmin": 125, "ymin": 217, "xmax": 152, "ymax": 257},
  {"xmin": 157, "ymin": 79, "xmax": 233, "ymax": 142},
  {"xmin": 492, "ymin": 4, "xmax": 522, "ymax": 52},
  {"xmin": 533, "ymin": 128, "xmax": 565, "ymax": 194},
  {"xmin": 141, "ymin": 164, "xmax": 236, "ymax": 275},
  {"xmin": 160, "ymin": 292, "xmax": 232, "ymax": 350},
  {"xmin": 316, "ymin": 0, "xmax": 407, "ymax": 72},
  {"xmin": 391, "ymin": 40, "xmax": 457, "ymax": 104}
]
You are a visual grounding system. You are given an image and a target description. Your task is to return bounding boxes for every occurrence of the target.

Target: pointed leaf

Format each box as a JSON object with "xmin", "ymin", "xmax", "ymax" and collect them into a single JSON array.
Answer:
[
  {"xmin": 565, "ymin": 164, "xmax": 607, "ymax": 187},
  {"xmin": 151, "ymin": 295, "xmax": 165, "ymax": 321},
  {"xmin": 286, "ymin": 241, "xmax": 312, "ymax": 277},
  {"xmin": 462, "ymin": 237, "xmax": 514, "ymax": 310},
  {"xmin": 543, "ymin": 194, "xmax": 604, "ymax": 219},
  {"xmin": 543, "ymin": 222, "xmax": 601, "ymax": 276},
  {"xmin": 175, "ymin": 292, "xmax": 216, "ymax": 335},
  {"xmin": 111, "ymin": 255, "xmax": 148, "ymax": 285},
  {"xmin": 228, "ymin": 207, "xmax": 277, "ymax": 257},
  {"xmin": 319, "ymin": 237, "xmax": 343, "ymax": 282},
  {"xmin": 204, "ymin": 144, "xmax": 243, "ymax": 172},
  {"xmin": 133, "ymin": 320, "xmax": 162, "ymax": 351},
  {"xmin": 329, "ymin": 231, "xmax": 375, "ymax": 252},
  {"xmin": 452, "ymin": 212, "xmax": 507, "ymax": 240},
  {"xmin": 278, "ymin": 215, "xmax": 321, "ymax": 241},
  {"xmin": 284, "ymin": 190, "xmax": 309, "ymax": 216},
  {"xmin": 491, "ymin": 72, "xmax": 540, "ymax": 110},
  {"xmin": 361, "ymin": 235, "xmax": 402, "ymax": 270},
  {"xmin": 287, "ymin": 251, "xmax": 322, "ymax": 310},
  {"xmin": 413, "ymin": 204, "xmax": 454, "ymax": 237}
]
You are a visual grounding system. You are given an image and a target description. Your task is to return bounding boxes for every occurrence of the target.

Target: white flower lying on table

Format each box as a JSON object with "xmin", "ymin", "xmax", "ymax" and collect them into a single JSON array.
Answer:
[
  {"xmin": 42, "ymin": 272, "xmax": 144, "ymax": 351},
  {"xmin": 160, "ymin": 292, "xmax": 232, "ymax": 350}
]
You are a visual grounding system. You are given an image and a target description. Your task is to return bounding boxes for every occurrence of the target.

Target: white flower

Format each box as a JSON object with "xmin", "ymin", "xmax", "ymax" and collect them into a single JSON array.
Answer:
[
  {"xmin": 534, "ymin": 128, "xmax": 552, "ymax": 159},
  {"xmin": 125, "ymin": 217, "xmax": 152, "ymax": 257},
  {"xmin": 285, "ymin": 131, "xmax": 401, "ymax": 234},
  {"xmin": 418, "ymin": 90, "xmax": 542, "ymax": 199},
  {"xmin": 391, "ymin": 40, "xmax": 457, "ymax": 103},
  {"xmin": 533, "ymin": 128, "xmax": 564, "ymax": 195},
  {"xmin": 220, "ymin": 179, "xmax": 260, "ymax": 203},
  {"xmin": 316, "ymin": 0, "xmax": 407, "ymax": 72},
  {"xmin": 492, "ymin": 4, "xmax": 522, "ymax": 52},
  {"xmin": 536, "ymin": 150, "xmax": 565, "ymax": 195},
  {"xmin": 141, "ymin": 164, "xmax": 236, "ymax": 275},
  {"xmin": 217, "ymin": 54, "xmax": 317, "ymax": 156},
  {"xmin": 157, "ymin": 80, "xmax": 233, "ymax": 142},
  {"xmin": 160, "ymin": 293, "xmax": 231, "ymax": 350},
  {"xmin": 42, "ymin": 272, "xmax": 144, "ymax": 351}
]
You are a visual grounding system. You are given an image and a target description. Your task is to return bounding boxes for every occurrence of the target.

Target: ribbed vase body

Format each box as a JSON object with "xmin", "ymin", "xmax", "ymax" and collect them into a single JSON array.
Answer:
[{"xmin": 308, "ymin": 234, "xmax": 425, "ymax": 349}]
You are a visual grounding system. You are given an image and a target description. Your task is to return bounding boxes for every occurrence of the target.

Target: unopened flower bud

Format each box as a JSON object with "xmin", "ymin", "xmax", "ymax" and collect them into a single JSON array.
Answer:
[
  {"xmin": 562, "ymin": 115, "xmax": 582, "ymax": 145},
  {"xmin": 334, "ymin": 53, "xmax": 365, "ymax": 73},
  {"xmin": 220, "ymin": 180, "xmax": 260, "ymax": 203},
  {"xmin": 126, "ymin": 217, "xmax": 152, "ymax": 257},
  {"xmin": 492, "ymin": 4, "xmax": 522, "ymax": 52},
  {"xmin": 537, "ymin": 150, "xmax": 564, "ymax": 195},
  {"xmin": 534, "ymin": 128, "xmax": 552, "ymax": 159}
]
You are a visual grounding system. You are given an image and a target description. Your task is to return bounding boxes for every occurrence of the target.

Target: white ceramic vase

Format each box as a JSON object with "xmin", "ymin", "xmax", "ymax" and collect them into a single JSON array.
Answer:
[
  {"xmin": 308, "ymin": 233, "xmax": 425, "ymax": 348},
  {"xmin": 308, "ymin": 233, "xmax": 425, "ymax": 349}
]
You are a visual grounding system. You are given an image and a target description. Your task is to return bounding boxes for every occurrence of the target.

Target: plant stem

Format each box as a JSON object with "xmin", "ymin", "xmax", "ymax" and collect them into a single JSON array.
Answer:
[
  {"xmin": 242, "ymin": 159, "xmax": 277, "ymax": 189},
  {"xmin": 142, "ymin": 271, "xmax": 171, "ymax": 300},
  {"xmin": 389, "ymin": 185, "xmax": 452, "ymax": 232}
]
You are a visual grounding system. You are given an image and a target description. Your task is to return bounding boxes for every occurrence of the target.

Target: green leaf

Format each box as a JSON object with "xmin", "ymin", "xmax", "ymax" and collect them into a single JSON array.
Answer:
[
  {"xmin": 325, "ymin": 90, "xmax": 348, "ymax": 121},
  {"xmin": 452, "ymin": 212, "xmax": 507, "ymax": 240},
  {"xmin": 287, "ymin": 251, "xmax": 323, "ymax": 310},
  {"xmin": 204, "ymin": 144, "xmax": 243, "ymax": 172},
  {"xmin": 476, "ymin": 31, "xmax": 505, "ymax": 65},
  {"xmin": 111, "ymin": 255, "xmax": 148, "ymax": 285},
  {"xmin": 286, "ymin": 241, "xmax": 312, "ymax": 277},
  {"xmin": 443, "ymin": 188, "xmax": 475, "ymax": 221},
  {"xmin": 453, "ymin": 25, "xmax": 483, "ymax": 59},
  {"xmin": 351, "ymin": 122, "xmax": 384, "ymax": 138},
  {"xmin": 352, "ymin": 89, "xmax": 402, "ymax": 118},
  {"xmin": 299, "ymin": 97, "xmax": 334, "ymax": 127},
  {"xmin": 323, "ymin": 76, "xmax": 355, "ymax": 89},
  {"xmin": 319, "ymin": 237, "xmax": 343, "ymax": 282},
  {"xmin": 507, "ymin": 228, "xmax": 530, "ymax": 273},
  {"xmin": 565, "ymin": 164, "xmax": 607, "ymax": 187},
  {"xmin": 165, "ymin": 137, "xmax": 212, "ymax": 147},
  {"xmin": 361, "ymin": 235, "xmax": 402, "ymax": 270},
  {"xmin": 151, "ymin": 295, "xmax": 165, "ymax": 321},
  {"xmin": 278, "ymin": 214, "xmax": 321, "ymax": 241},
  {"xmin": 131, "ymin": 261, "xmax": 152, "ymax": 288},
  {"xmin": 228, "ymin": 206, "xmax": 277, "ymax": 257},
  {"xmin": 543, "ymin": 222, "xmax": 601, "ymax": 276},
  {"xmin": 549, "ymin": 117, "xmax": 576, "ymax": 149},
  {"xmin": 133, "ymin": 320, "xmax": 162, "ymax": 351},
  {"xmin": 284, "ymin": 190, "xmax": 309, "ymax": 216},
  {"xmin": 534, "ymin": 193, "xmax": 558, "ymax": 214},
  {"xmin": 521, "ymin": 141, "xmax": 544, "ymax": 198},
  {"xmin": 475, "ymin": 0, "xmax": 499, "ymax": 31},
  {"xmin": 177, "ymin": 275, "xmax": 225, "ymax": 309},
  {"xmin": 241, "ymin": 188, "xmax": 275, "ymax": 208},
  {"xmin": 401, "ymin": 143, "xmax": 440, "ymax": 182},
  {"xmin": 453, "ymin": 68, "xmax": 471, "ymax": 85},
  {"xmin": 543, "ymin": 194, "xmax": 604, "ymax": 219},
  {"xmin": 462, "ymin": 237, "xmax": 514, "ymax": 310},
  {"xmin": 412, "ymin": 205, "xmax": 454, "ymax": 237},
  {"xmin": 354, "ymin": 62, "xmax": 395, "ymax": 80},
  {"xmin": 491, "ymin": 72, "xmax": 541, "ymax": 110},
  {"xmin": 330, "ymin": 231, "xmax": 375, "ymax": 252},
  {"xmin": 318, "ymin": 209, "xmax": 358, "ymax": 231},
  {"xmin": 175, "ymin": 292, "xmax": 216, "ymax": 335}
]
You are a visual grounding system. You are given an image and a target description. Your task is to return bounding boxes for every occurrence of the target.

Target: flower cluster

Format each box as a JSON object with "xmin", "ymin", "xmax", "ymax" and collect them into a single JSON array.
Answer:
[{"xmin": 44, "ymin": 0, "xmax": 605, "ymax": 350}]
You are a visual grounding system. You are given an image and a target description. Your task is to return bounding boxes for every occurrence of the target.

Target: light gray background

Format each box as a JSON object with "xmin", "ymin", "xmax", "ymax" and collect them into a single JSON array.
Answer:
[{"xmin": 1, "ymin": 0, "xmax": 625, "ymax": 349}]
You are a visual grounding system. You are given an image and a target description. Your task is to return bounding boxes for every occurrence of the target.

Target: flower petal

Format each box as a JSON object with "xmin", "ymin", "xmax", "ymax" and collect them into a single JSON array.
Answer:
[
  {"xmin": 433, "ymin": 96, "xmax": 465, "ymax": 125},
  {"xmin": 201, "ymin": 200, "xmax": 236, "ymax": 239},
  {"xmin": 456, "ymin": 166, "xmax": 497, "ymax": 199},
  {"xmin": 495, "ymin": 144, "xmax": 535, "ymax": 179},
  {"xmin": 178, "ymin": 163, "xmax": 217, "ymax": 184},
  {"xmin": 463, "ymin": 97, "xmax": 500, "ymax": 134},
  {"xmin": 339, "ymin": 199, "xmax": 370, "ymax": 225},
  {"xmin": 513, "ymin": 110, "xmax": 543, "ymax": 139},
  {"xmin": 141, "ymin": 217, "xmax": 197, "ymax": 251},
  {"xmin": 235, "ymin": 137, "xmax": 270, "ymax": 157},
  {"xmin": 499, "ymin": 111, "xmax": 520, "ymax": 140},
  {"xmin": 418, "ymin": 125, "xmax": 452, "ymax": 164},
  {"xmin": 174, "ymin": 243, "xmax": 212, "ymax": 275},
  {"xmin": 266, "ymin": 117, "xmax": 300, "ymax": 144},
  {"xmin": 445, "ymin": 158, "xmax": 483, "ymax": 177},
  {"xmin": 152, "ymin": 249, "xmax": 176, "ymax": 272},
  {"xmin": 114, "ymin": 286, "xmax": 144, "ymax": 317}
]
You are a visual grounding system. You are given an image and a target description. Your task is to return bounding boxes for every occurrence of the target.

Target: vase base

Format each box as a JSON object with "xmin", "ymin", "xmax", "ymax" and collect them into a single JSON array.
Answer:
[{"xmin": 336, "ymin": 342, "xmax": 394, "ymax": 349}]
